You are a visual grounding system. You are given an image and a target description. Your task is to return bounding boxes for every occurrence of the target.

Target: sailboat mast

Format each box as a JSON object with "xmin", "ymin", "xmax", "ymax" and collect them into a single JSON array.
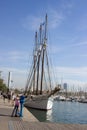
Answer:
[
  {"xmin": 40, "ymin": 47, "xmax": 45, "ymax": 94},
  {"xmin": 36, "ymin": 25, "xmax": 42, "ymax": 95},
  {"xmin": 46, "ymin": 50, "xmax": 52, "ymax": 90},
  {"xmin": 40, "ymin": 15, "xmax": 47, "ymax": 94},
  {"xmin": 40, "ymin": 24, "xmax": 43, "ymax": 94},
  {"xmin": 40, "ymin": 24, "xmax": 42, "ymax": 44},
  {"xmin": 45, "ymin": 14, "xmax": 47, "ymax": 42},
  {"xmin": 33, "ymin": 32, "xmax": 37, "ymax": 94}
]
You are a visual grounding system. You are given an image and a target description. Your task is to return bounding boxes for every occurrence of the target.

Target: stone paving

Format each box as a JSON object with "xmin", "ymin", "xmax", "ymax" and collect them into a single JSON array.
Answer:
[{"xmin": 0, "ymin": 97, "xmax": 87, "ymax": 130}]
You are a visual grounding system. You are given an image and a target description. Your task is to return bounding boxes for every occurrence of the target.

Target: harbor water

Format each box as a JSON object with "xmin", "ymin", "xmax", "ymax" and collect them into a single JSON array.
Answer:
[{"xmin": 27, "ymin": 101, "xmax": 87, "ymax": 124}]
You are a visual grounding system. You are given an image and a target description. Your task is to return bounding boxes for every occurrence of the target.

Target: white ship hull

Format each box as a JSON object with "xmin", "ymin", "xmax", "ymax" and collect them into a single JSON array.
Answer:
[{"xmin": 24, "ymin": 95, "xmax": 53, "ymax": 110}]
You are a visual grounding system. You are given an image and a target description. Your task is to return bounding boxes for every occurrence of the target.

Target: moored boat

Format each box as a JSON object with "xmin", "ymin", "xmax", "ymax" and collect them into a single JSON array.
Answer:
[{"xmin": 24, "ymin": 14, "xmax": 60, "ymax": 110}]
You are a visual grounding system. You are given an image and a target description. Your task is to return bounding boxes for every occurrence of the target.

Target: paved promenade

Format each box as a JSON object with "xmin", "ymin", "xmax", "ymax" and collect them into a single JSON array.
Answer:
[
  {"xmin": 0, "ymin": 97, "xmax": 38, "ymax": 130},
  {"xmin": 0, "ymin": 97, "xmax": 87, "ymax": 130}
]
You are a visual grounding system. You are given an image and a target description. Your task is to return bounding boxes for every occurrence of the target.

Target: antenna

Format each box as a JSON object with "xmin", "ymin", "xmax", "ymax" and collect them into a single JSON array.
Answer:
[{"xmin": 45, "ymin": 14, "xmax": 47, "ymax": 43}]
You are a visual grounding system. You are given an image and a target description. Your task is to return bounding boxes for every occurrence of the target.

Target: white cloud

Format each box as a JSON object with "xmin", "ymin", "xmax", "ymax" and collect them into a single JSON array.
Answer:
[
  {"xmin": 54, "ymin": 66, "xmax": 87, "ymax": 76},
  {"xmin": 1, "ymin": 66, "xmax": 87, "ymax": 90},
  {"xmin": 22, "ymin": 15, "xmax": 43, "ymax": 31},
  {"xmin": 0, "ymin": 67, "xmax": 28, "ymax": 89},
  {"xmin": 61, "ymin": 0, "xmax": 73, "ymax": 9},
  {"xmin": 77, "ymin": 14, "xmax": 87, "ymax": 31},
  {"xmin": 70, "ymin": 41, "xmax": 87, "ymax": 47},
  {"xmin": 48, "ymin": 45, "xmax": 63, "ymax": 55},
  {"xmin": 0, "ymin": 50, "xmax": 30, "ymax": 63},
  {"xmin": 22, "ymin": 10, "xmax": 64, "ymax": 31},
  {"xmin": 22, "ymin": 1, "xmax": 74, "ymax": 31},
  {"xmin": 8, "ymin": 51, "xmax": 29, "ymax": 62},
  {"xmin": 49, "ymin": 40, "xmax": 87, "ymax": 55},
  {"xmin": 49, "ymin": 66, "xmax": 87, "ymax": 87},
  {"xmin": 48, "ymin": 10, "xmax": 64, "ymax": 29}
]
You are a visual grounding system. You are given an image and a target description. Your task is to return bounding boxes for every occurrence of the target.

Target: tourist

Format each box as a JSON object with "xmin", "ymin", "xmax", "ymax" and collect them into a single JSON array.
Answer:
[
  {"xmin": 2, "ymin": 92, "xmax": 7, "ymax": 103},
  {"xmin": 7, "ymin": 91, "xmax": 11, "ymax": 103},
  {"xmin": 11, "ymin": 95, "xmax": 20, "ymax": 117},
  {"xmin": 19, "ymin": 94, "xmax": 25, "ymax": 117}
]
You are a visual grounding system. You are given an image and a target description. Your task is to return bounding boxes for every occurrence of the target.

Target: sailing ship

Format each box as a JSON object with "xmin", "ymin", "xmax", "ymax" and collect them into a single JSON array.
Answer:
[{"xmin": 24, "ymin": 14, "xmax": 60, "ymax": 110}]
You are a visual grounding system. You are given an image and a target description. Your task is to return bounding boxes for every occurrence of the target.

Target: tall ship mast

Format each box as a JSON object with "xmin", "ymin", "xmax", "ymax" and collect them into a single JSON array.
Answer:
[{"xmin": 24, "ymin": 14, "xmax": 60, "ymax": 110}]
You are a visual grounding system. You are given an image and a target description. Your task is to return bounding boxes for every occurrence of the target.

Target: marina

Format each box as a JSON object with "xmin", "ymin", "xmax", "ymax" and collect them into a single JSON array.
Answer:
[
  {"xmin": 0, "ymin": 1, "xmax": 87, "ymax": 129},
  {"xmin": 0, "ymin": 13, "xmax": 87, "ymax": 129},
  {"xmin": 0, "ymin": 98, "xmax": 87, "ymax": 130},
  {"xmin": 27, "ymin": 100, "xmax": 87, "ymax": 124}
]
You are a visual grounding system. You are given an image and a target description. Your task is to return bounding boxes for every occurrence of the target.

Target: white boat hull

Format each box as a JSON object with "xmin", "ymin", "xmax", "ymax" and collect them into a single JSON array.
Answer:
[{"xmin": 24, "ymin": 95, "xmax": 53, "ymax": 110}]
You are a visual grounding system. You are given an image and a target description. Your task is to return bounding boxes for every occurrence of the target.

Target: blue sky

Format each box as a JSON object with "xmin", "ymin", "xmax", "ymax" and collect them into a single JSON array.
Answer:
[{"xmin": 0, "ymin": 0, "xmax": 87, "ymax": 90}]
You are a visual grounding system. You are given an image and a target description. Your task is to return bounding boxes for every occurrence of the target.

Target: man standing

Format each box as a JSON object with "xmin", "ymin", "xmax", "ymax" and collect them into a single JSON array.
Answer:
[{"xmin": 19, "ymin": 94, "xmax": 25, "ymax": 117}]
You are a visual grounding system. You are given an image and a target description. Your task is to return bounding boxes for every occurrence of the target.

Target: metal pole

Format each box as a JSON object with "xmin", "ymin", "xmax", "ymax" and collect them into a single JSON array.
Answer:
[{"xmin": 8, "ymin": 71, "xmax": 10, "ymax": 92}]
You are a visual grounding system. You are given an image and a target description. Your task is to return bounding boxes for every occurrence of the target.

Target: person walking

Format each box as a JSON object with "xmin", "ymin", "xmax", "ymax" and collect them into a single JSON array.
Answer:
[
  {"xmin": 11, "ymin": 95, "xmax": 19, "ymax": 117},
  {"xmin": 3, "ymin": 92, "xmax": 7, "ymax": 103},
  {"xmin": 7, "ymin": 91, "xmax": 11, "ymax": 103}
]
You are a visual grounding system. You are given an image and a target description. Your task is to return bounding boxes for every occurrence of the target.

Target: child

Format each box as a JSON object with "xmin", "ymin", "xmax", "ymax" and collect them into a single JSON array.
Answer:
[{"xmin": 11, "ymin": 95, "xmax": 19, "ymax": 117}]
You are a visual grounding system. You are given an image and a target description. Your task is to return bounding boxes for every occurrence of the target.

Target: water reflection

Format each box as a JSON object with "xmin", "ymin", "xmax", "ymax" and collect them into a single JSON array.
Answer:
[
  {"xmin": 27, "ymin": 108, "xmax": 47, "ymax": 122},
  {"xmin": 46, "ymin": 109, "xmax": 52, "ymax": 122},
  {"xmin": 28, "ymin": 108, "xmax": 53, "ymax": 122},
  {"xmin": 27, "ymin": 101, "xmax": 87, "ymax": 124}
]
